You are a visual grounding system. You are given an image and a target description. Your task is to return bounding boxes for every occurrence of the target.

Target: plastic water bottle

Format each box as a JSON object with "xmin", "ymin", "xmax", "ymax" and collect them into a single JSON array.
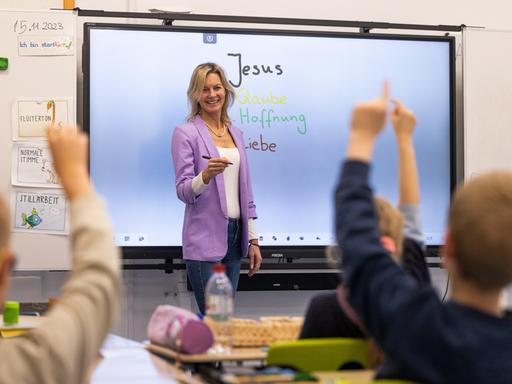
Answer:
[{"xmin": 205, "ymin": 263, "xmax": 234, "ymax": 353}]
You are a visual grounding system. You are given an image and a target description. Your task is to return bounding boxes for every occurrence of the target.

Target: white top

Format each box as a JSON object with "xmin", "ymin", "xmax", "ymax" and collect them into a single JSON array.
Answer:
[
  {"xmin": 217, "ymin": 147, "xmax": 241, "ymax": 219},
  {"xmin": 192, "ymin": 147, "xmax": 258, "ymax": 240}
]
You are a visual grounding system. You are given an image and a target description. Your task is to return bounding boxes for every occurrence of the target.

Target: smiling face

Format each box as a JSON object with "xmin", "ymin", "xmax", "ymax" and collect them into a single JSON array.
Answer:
[
  {"xmin": 187, "ymin": 63, "xmax": 235, "ymax": 126},
  {"xmin": 198, "ymin": 73, "xmax": 226, "ymax": 118}
]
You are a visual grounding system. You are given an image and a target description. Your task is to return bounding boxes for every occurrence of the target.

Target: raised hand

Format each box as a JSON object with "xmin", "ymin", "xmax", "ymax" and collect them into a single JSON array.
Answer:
[
  {"xmin": 392, "ymin": 100, "xmax": 420, "ymax": 205},
  {"xmin": 346, "ymin": 82, "xmax": 390, "ymax": 162},
  {"xmin": 351, "ymin": 81, "xmax": 390, "ymax": 138},
  {"xmin": 391, "ymin": 99, "xmax": 417, "ymax": 139},
  {"xmin": 47, "ymin": 126, "xmax": 92, "ymax": 200}
]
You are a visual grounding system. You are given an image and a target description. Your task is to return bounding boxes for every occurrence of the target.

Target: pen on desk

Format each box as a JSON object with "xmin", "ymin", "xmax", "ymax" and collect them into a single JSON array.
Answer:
[{"xmin": 202, "ymin": 155, "xmax": 233, "ymax": 165}]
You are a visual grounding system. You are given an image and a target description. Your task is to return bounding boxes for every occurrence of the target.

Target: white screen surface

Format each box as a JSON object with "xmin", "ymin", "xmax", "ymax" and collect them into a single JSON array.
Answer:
[{"xmin": 87, "ymin": 26, "xmax": 452, "ymax": 247}]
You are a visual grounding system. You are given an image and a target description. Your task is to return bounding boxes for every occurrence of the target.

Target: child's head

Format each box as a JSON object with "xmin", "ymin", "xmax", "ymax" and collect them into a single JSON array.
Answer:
[
  {"xmin": 448, "ymin": 171, "xmax": 512, "ymax": 291},
  {"xmin": 374, "ymin": 197, "xmax": 404, "ymax": 262}
]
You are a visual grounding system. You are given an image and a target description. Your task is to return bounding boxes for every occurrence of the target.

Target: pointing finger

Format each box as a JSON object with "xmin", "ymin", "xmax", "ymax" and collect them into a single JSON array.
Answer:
[{"xmin": 382, "ymin": 80, "xmax": 390, "ymax": 104}]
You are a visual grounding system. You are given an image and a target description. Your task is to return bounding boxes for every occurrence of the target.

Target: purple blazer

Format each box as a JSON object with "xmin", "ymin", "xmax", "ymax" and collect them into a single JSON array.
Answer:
[{"xmin": 171, "ymin": 115, "xmax": 257, "ymax": 262}]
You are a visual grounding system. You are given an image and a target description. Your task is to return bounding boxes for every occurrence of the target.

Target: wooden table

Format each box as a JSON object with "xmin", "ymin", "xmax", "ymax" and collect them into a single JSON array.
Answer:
[
  {"xmin": 146, "ymin": 342, "xmax": 267, "ymax": 363},
  {"xmin": 146, "ymin": 344, "xmax": 376, "ymax": 383}
]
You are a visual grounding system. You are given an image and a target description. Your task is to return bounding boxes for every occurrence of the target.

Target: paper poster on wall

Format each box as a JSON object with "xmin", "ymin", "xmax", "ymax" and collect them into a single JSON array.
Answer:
[
  {"xmin": 12, "ymin": 98, "xmax": 72, "ymax": 140},
  {"xmin": 18, "ymin": 35, "xmax": 73, "ymax": 56},
  {"xmin": 11, "ymin": 189, "xmax": 68, "ymax": 235},
  {"xmin": 11, "ymin": 142, "xmax": 60, "ymax": 188}
]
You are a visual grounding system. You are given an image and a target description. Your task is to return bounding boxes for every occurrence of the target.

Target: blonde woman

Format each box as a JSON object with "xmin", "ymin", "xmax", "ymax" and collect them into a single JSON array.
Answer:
[{"xmin": 171, "ymin": 63, "xmax": 262, "ymax": 315}]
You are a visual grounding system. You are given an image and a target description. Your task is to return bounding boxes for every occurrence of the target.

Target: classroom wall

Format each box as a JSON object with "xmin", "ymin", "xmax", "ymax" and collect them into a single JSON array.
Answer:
[
  {"xmin": 4, "ymin": 0, "xmax": 511, "ymax": 341},
  {"xmin": 92, "ymin": 0, "xmax": 510, "ymax": 29},
  {"xmin": 7, "ymin": 0, "xmax": 512, "ymax": 29}
]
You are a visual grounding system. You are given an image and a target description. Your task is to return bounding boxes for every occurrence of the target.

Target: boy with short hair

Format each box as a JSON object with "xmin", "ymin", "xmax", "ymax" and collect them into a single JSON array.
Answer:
[
  {"xmin": 336, "ymin": 83, "xmax": 512, "ymax": 383},
  {"xmin": 0, "ymin": 127, "xmax": 121, "ymax": 383}
]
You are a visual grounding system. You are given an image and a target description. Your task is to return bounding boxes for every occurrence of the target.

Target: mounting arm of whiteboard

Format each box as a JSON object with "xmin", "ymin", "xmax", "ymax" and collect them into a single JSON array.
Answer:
[{"xmin": 76, "ymin": 8, "xmax": 463, "ymax": 32}]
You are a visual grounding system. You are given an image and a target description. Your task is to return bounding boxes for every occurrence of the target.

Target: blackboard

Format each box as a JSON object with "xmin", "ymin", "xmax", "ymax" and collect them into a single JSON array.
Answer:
[{"xmin": 0, "ymin": 9, "xmax": 76, "ymax": 270}]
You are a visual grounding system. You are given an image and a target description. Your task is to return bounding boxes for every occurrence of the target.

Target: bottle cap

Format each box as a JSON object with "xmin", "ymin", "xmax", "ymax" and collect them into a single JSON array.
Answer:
[
  {"xmin": 213, "ymin": 263, "xmax": 226, "ymax": 273},
  {"xmin": 180, "ymin": 319, "xmax": 214, "ymax": 354},
  {"xmin": 3, "ymin": 301, "xmax": 20, "ymax": 325}
]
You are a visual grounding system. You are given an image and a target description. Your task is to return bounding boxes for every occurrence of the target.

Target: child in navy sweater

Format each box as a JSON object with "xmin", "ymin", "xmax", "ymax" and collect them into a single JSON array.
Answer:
[
  {"xmin": 336, "ymin": 83, "xmax": 512, "ymax": 383},
  {"xmin": 300, "ymin": 98, "xmax": 430, "ymax": 341}
]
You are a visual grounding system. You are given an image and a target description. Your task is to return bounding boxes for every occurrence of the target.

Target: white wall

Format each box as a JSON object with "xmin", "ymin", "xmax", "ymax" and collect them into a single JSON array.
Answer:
[
  {"xmin": 10, "ymin": 268, "xmax": 450, "ymax": 341},
  {"xmin": 3, "ymin": 0, "xmax": 509, "ymax": 341},
  {"xmin": 97, "ymin": 0, "xmax": 510, "ymax": 29},
  {"xmin": 7, "ymin": 0, "xmax": 512, "ymax": 28}
]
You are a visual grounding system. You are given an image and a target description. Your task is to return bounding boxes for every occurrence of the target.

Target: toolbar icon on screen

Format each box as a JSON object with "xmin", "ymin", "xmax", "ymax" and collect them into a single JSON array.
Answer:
[{"xmin": 203, "ymin": 33, "xmax": 217, "ymax": 44}]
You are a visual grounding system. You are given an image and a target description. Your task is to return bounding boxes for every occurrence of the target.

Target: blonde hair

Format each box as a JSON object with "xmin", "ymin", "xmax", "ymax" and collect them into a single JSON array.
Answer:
[
  {"xmin": 449, "ymin": 171, "xmax": 512, "ymax": 291},
  {"xmin": 374, "ymin": 197, "xmax": 404, "ymax": 261},
  {"xmin": 186, "ymin": 63, "xmax": 235, "ymax": 127},
  {"xmin": 0, "ymin": 195, "xmax": 10, "ymax": 255}
]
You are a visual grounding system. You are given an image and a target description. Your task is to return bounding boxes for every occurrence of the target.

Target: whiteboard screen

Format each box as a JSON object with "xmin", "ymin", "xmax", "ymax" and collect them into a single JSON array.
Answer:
[{"xmin": 84, "ymin": 24, "xmax": 454, "ymax": 249}]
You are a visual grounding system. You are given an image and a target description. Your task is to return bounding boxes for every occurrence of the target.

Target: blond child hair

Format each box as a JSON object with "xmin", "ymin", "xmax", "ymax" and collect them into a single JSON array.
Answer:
[
  {"xmin": 449, "ymin": 171, "xmax": 512, "ymax": 291},
  {"xmin": 374, "ymin": 197, "xmax": 404, "ymax": 262}
]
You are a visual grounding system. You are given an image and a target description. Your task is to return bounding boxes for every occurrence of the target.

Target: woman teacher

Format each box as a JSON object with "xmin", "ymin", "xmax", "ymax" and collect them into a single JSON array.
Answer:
[{"xmin": 171, "ymin": 62, "xmax": 262, "ymax": 315}]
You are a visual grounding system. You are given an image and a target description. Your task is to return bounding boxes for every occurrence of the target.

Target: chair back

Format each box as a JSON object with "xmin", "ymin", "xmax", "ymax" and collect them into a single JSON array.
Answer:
[{"xmin": 266, "ymin": 337, "xmax": 369, "ymax": 373}]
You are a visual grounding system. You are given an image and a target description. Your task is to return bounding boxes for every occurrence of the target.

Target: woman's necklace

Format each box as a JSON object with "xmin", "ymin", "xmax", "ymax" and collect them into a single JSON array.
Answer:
[{"xmin": 205, "ymin": 122, "xmax": 226, "ymax": 138}]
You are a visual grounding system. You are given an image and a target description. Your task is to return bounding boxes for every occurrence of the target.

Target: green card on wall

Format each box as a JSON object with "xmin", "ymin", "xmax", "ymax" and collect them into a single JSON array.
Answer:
[{"xmin": 0, "ymin": 57, "xmax": 8, "ymax": 71}]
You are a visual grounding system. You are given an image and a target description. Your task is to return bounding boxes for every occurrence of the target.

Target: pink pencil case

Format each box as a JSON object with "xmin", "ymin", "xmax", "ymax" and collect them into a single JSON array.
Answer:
[{"xmin": 147, "ymin": 305, "xmax": 214, "ymax": 354}]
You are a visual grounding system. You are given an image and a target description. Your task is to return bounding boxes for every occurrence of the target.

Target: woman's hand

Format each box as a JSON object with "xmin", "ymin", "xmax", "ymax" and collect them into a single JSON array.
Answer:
[
  {"xmin": 201, "ymin": 157, "xmax": 231, "ymax": 184},
  {"xmin": 248, "ymin": 242, "xmax": 262, "ymax": 277}
]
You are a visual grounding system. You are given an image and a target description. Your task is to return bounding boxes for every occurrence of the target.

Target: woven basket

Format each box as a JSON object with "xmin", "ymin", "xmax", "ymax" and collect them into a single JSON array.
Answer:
[
  {"xmin": 205, "ymin": 316, "xmax": 303, "ymax": 347},
  {"xmin": 232, "ymin": 318, "xmax": 274, "ymax": 346},
  {"xmin": 261, "ymin": 316, "xmax": 303, "ymax": 343}
]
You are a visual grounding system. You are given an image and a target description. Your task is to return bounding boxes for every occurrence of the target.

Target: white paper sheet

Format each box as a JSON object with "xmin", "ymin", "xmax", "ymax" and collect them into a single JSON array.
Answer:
[
  {"xmin": 12, "ymin": 97, "xmax": 72, "ymax": 140},
  {"xmin": 10, "ymin": 189, "xmax": 68, "ymax": 235},
  {"xmin": 18, "ymin": 35, "xmax": 73, "ymax": 56},
  {"xmin": 11, "ymin": 142, "xmax": 60, "ymax": 188}
]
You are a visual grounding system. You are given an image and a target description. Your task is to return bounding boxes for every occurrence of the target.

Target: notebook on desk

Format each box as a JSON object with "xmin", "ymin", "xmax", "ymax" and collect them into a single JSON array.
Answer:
[{"xmin": 0, "ymin": 315, "xmax": 42, "ymax": 338}]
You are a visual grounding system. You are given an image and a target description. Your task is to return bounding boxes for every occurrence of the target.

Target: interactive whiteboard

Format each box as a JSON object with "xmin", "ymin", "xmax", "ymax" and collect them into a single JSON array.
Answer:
[{"xmin": 85, "ymin": 25, "xmax": 454, "ymax": 253}]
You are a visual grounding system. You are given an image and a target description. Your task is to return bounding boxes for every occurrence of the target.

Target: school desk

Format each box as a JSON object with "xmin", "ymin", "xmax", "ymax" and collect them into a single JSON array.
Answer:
[
  {"xmin": 146, "ymin": 342, "xmax": 267, "ymax": 364},
  {"xmin": 0, "ymin": 315, "xmax": 42, "ymax": 338}
]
